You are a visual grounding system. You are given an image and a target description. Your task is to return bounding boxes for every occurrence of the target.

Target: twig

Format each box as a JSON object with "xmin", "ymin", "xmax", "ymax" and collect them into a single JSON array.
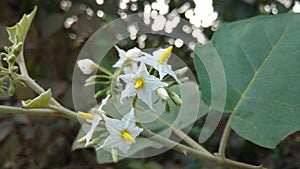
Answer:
[
  {"xmin": 218, "ymin": 115, "xmax": 232, "ymax": 158},
  {"xmin": 142, "ymin": 128, "xmax": 266, "ymax": 169},
  {"xmin": 0, "ymin": 105, "xmax": 75, "ymax": 120}
]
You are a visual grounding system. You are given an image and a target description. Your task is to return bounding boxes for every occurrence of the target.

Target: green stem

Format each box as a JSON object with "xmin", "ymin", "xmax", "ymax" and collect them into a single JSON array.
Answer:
[
  {"xmin": 135, "ymin": 105, "xmax": 211, "ymax": 156},
  {"xmin": 0, "ymin": 105, "xmax": 75, "ymax": 120},
  {"xmin": 218, "ymin": 115, "xmax": 232, "ymax": 158},
  {"xmin": 17, "ymin": 51, "xmax": 28, "ymax": 76},
  {"xmin": 142, "ymin": 128, "xmax": 265, "ymax": 169},
  {"xmin": 98, "ymin": 66, "xmax": 113, "ymax": 76},
  {"xmin": 48, "ymin": 105, "xmax": 78, "ymax": 121}
]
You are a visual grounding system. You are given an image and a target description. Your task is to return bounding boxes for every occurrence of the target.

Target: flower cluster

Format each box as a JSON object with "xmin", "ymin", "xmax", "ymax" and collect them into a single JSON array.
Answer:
[{"xmin": 76, "ymin": 45, "xmax": 187, "ymax": 157}]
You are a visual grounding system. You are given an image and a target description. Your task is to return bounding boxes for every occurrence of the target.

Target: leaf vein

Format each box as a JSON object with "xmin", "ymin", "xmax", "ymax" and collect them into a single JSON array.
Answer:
[
  {"xmin": 256, "ymin": 74, "xmax": 300, "ymax": 81},
  {"xmin": 244, "ymin": 96, "xmax": 296, "ymax": 108},
  {"xmin": 230, "ymin": 31, "xmax": 257, "ymax": 72},
  {"xmin": 230, "ymin": 15, "xmax": 292, "ymax": 118}
]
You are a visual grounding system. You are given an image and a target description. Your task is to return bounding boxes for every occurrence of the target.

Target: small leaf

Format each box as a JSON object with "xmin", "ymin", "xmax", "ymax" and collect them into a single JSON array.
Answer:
[
  {"xmin": 6, "ymin": 6, "xmax": 37, "ymax": 44},
  {"xmin": 22, "ymin": 89, "xmax": 52, "ymax": 108}
]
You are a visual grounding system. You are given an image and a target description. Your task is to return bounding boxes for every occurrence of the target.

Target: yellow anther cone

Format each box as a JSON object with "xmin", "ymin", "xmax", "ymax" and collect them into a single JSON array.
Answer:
[
  {"xmin": 159, "ymin": 46, "xmax": 173, "ymax": 64},
  {"xmin": 122, "ymin": 132, "xmax": 136, "ymax": 143},
  {"xmin": 135, "ymin": 78, "xmax": 144, "ymax": 89},
  {"xmin": 78, "ymin": 111, "xmax": 94, "ymax": 120}
]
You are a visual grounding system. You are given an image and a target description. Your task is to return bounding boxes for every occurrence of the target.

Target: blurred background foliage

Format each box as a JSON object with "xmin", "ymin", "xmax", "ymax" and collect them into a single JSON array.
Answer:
[{"xmin": 0, "ymin": 0, "xmax": 300, "ymax": 168}]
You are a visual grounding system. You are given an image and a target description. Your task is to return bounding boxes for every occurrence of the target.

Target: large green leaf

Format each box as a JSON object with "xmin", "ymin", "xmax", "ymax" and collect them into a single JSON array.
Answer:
[{"xmin": 194, "ymin": 13, "xmax": 300, "ymax": 148}]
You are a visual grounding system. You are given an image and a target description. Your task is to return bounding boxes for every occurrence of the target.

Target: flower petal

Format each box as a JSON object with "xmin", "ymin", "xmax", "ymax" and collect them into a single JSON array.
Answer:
[
  {"xmin": 103, "ymin": 115, "xmax": 123, "ymax": 135},
  {"xmin": 98, "ymin": 94, "xmax": 110, "ymax": 111},
  {"xmin": 99, "ymin": 135, "xmax": 121, "ymax": 150},
  {"xmin": 121, "ymin": 108, "xmax": 135, "ymax": 128},
  {"xmin": 129, "ymin": 126, "xmax": 143, "ymax": 138},
  {"xmin": 118, "ymin": 74, "xmax": 135, "ymax": 83},
  {"xmin": 120, "ymin": 83, "xmax": 137, "ymax": 103},
  {"xmin": 137, "ymin": 88, "xmax": 154, "ymax": 109},
  {"xmin": 118, "ymin": 140, "xmax": 132, "ymax": 154},
  {"xmin": 126, "ymin": 47, "xmax": 142, "ymax": 58},
  {"xmin": 85, "ymin": 114, "xmax": 102, "ymax": 146}
]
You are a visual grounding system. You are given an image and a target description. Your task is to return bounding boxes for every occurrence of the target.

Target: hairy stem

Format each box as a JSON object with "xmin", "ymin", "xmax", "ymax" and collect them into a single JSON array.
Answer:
[
  {"xmin": 47, "ymin": 105, "xmax": 78, "ymax": 121},
  {"xmin": 135, "ymin": 104, "xmax": 211, "ymax": 156},
  {"xmin": 0, "ymin": 105, "xmax": 75, "ymax": 120},
  {"xmin": 17, "ymin": 51, "xmax": 29, "ymax": 77},
  {"xmin": 142, "ymin": 128, "xmax": 265, "ymax": 169}
]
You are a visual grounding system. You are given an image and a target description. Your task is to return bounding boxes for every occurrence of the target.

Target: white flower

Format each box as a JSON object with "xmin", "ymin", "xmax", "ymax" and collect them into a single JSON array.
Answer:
[
  {"xmin": 99, "ymin": 108, "xmax": 143, "ymax": 154},
  {"xmin": 78, "ymin": 94, "xmax": 110, "ymax": 146},
  {"xmin": 118, "ymin": 62, "xmax": 168, "ymax": 109},
  {"xmin": 77, "ymin": 59, "xmax": 99, "ymax": 74},
  {"xmin": 113, "ymin": 46, "xmax": 142, "ymax": 74},
  {"xmin": 141, "ymin": 46, "xmax": 181, "ymax": 84}
]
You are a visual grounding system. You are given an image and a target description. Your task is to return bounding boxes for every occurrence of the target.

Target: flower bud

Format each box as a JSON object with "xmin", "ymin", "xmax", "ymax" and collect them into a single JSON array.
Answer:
[
  {"xmin": 179, "ymin": 77, "xmax": 189, "ymax": 83},
  {"xmin": 7, "ymin": 55, "xmax": 16, "ymax": 64},
  {"xmin": 175, "ymin": 67, "xmax": 188, "ymax": 77},
  {"xmin": 170, "ymin": 92, "xmax": 182, "ymax": 106},
  {"xmin": 0, "ymin": 52, "xmax": 8, "ymax": 58},
  {"xmin": 11, "ymin": 66, "xmax": 19, "ymax": 73},
  {"xmin": 111, "ymin": 148, "xmax": 119, "ymax": 163},
  {"xmin": 156, "ymin": 87, "xmax": 169, "ymax": 100},
  {"xmin": 13, "ymin": 42, "xmax": 23, "ymax": 55},
  {"xmin": 8, "ymin": 82, "xmax": 15, "ymax": 96},
  {"xmin": 4, "ymin": 46, "xmax": 11, "ymax": 53},
  {"xmin": 77, "ymin": 59, "xmax": 99, "ymax": 74},
  {"xmin": 77, "ymin": 135, "xmax": 87, "ymax": 144},
  {"xmin": 86, "ymin": 137, "xmax": 100, "ymax": 147}
]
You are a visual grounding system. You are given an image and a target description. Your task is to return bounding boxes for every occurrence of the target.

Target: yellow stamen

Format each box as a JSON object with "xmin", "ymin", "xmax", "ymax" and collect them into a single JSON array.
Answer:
[
  {"xmin": 159, "ymin": 46, "xmax": 173, "ymax": 64},
  {"xmin": 78, "ymin": 111, "xmax": 94, "ymax": 120},
  {"xmin": 135, "ymin": 78, "xmax": 144, "ymax": 89},
  {"xmin": 121, "ymin": 131, "xmax": 136, "ymax": 143}
]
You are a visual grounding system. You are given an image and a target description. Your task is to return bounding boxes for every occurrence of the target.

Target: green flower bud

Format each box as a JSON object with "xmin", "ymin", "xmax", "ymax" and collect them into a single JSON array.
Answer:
[
  {"xmin": 0, "ymin": 52, "xmax": 8, "ymax": 58},
  {"xmin": 13, "ymin": 42, "xmax": 23, "ymax": 56},
  {"xmin": 8, "ymin": 82, "xmax": 15, "ymax": 96},
  {"xmin": 111, "ymin": 148, "xmax": 119, "ymax": 163},
  {"xmin": 179, "ymin": 77, "xmax": 189, "ymax": 83},
  {"xmin": 7, "ymin": 55, "xmax": 16, "ymax": 64},
  {"xmin": 175, "ymin": 67, "xmax": 188, "ymax": 77},
  {"xmin": 170, "ymin": 92, "xmax": 182, "ymax": 106},
  {"xmin": 11, "ymin": 66, "xmax": 18, "ymax": 73},
  {"xmin": 4, "ymin": 46, "xmax": 11, "ymax": 53},
  {"xmin": 86, "ymin": 137, "xmax": 100, "ymax": 147},
  {"xmin": 77, "ymin": 135, "xmax": 87, "ymax": 144}
]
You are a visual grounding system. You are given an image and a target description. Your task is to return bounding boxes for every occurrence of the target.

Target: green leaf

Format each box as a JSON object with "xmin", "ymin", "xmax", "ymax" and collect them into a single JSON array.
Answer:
[
  {"xmin": 22, "ymin": 89, "xmax": 52, "ymax": 108},
  {"xmin": 194, "ymin": 13, "xmax": 300, "ymax": 148},
  {"xmin": 6, "ymin": 6, "xmax": 37, "ymax": 44}
]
